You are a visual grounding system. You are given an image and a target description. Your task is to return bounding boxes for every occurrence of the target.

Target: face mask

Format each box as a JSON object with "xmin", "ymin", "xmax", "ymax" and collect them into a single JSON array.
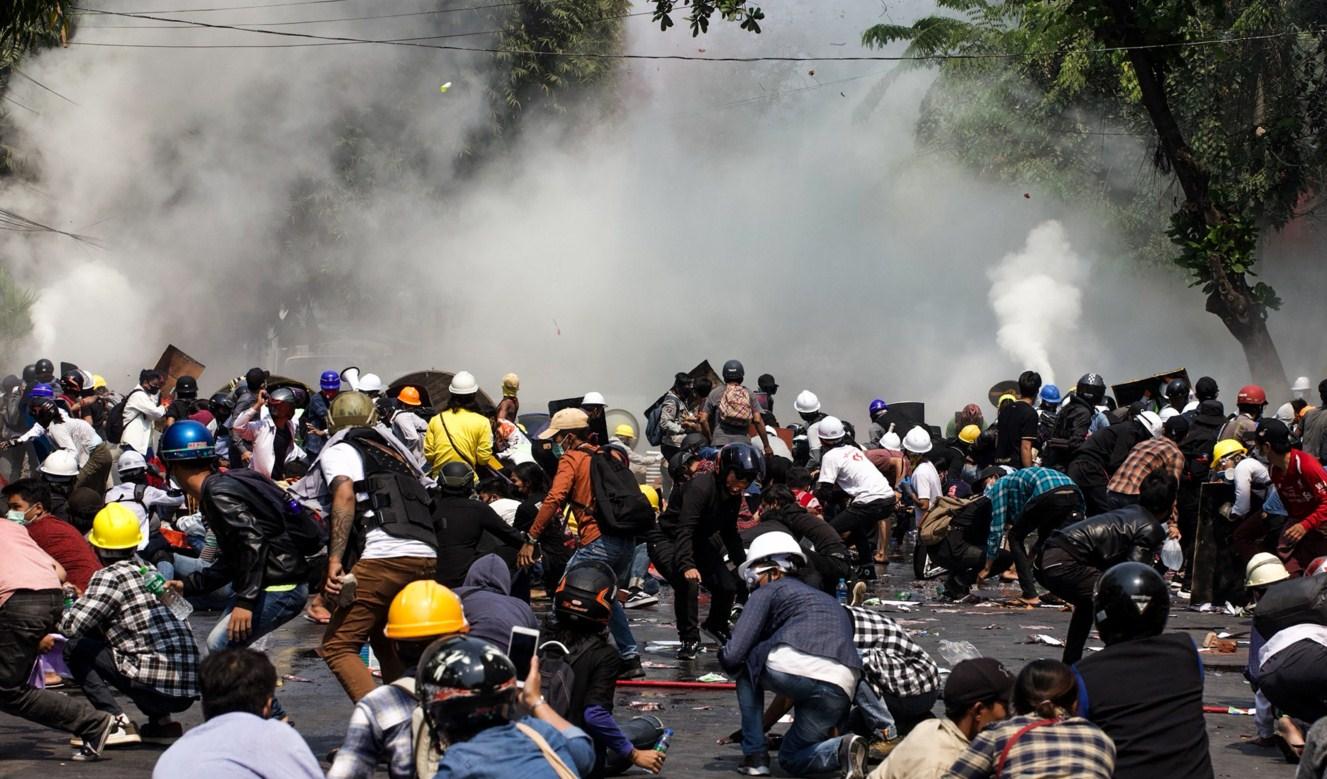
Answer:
[
  {"xmin": 1223, "ymin": 468, "xmax": 1236, "ymax": 482},
  {"xmin": 6, "ymin": 509, "xmax": 28, "ymax": 525},
  {"xmin": 551, "ymin": 443, "xmax": 565, "ymax": 458}
]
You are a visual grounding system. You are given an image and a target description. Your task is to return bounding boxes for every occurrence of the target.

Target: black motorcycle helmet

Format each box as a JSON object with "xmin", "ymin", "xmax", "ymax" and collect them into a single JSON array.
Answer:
[
  {"xmin": 555, "ymin": 561, "xmax": 617, "ymax": 626},
  {"xmin": 21, "ymin": 364, "xmax": 36, "ymax": 385},
  {"xmin": 1076, "ymin": 373, "xmax": 1107, "ymax": 406},
  {"xmin": 722, "ymin": 359, "xmax": 745, "ymax": 383},
  {"xmin": 1093, "ymin": 562, "xmax": 1169, "ymax": 646},
  {"xmin": 30, "ymin": 397, "xmax": 58, "ymax": 425},
  {"xmin": 208, "ymin": 391, "xmax": 235, "ymax": 421},
  {"xmin": 60, "ymin": 369, "xmax": 85, "ymax": 395},
  {"xmin": 34, "ymin": 358, "xmax": 54, "ymax": 381},
  {"xmin": 668, "ymin": 449, "xmax": 699, "ymax": 482},
  {"xmin": 175, "ymin": 375, "xmax": 199, "ymax": 400},
  {"xmin": 718, "ymin": 442, "xmax": 763, "ymax": 485},
  {"xmin": 440, "ymin": 461, "xmax": 475, "ymax": 494},
  {"xmin": 417, "ymin": 635, "xmax": 518, "ymax": 745},
  {"xmin": 1164, "ymin": 377, "xmax": 1189, "ymax": 404}
]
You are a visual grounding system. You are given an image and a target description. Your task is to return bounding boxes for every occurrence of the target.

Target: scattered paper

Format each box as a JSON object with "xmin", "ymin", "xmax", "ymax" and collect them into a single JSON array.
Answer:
[
  {"xmin": 282, "ymin": 674, "xmax": 314, "ymax": 684},
  {"xmin": 641, "ymin": 661, "xmax": 677, "ymax": 669},
  {"xmin": 691, "ymin": 706, "xmax": 712, "ymax": 711},
  {"xmin": 629, "ymin": 701, "xmax": 663, "ymax": 711},
  {"xmin": 980, "ymin": 624, "xmax": 1002, "ymax": 630},
  {"xmin": 697, "ymin": 673, "xmax": 729, "ymax": 683},
  {"xmin": 1025, "ymin": 633, "xmax": 1065, "ymax": 647},
  {"xmin": 1019, "ymin": 625, "xmax": 1054, "ymax": 630},
  {"xmin": 777, "ymin": 714, "xmax": 794, "ymax": 724}
]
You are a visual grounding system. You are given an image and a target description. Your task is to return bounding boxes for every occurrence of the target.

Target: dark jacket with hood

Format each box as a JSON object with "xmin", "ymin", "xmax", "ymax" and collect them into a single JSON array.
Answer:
[
  {"xmin": 1045, "ymin": 504, "xmax": 1164, "ymax": 569},
  {"xmin": 434, "ymin": 494, "xmax": 526, "ymax": 588},
  {"xmin": 1068, "ymin": 420, "xmax": 1149, "ymax": 486},
  {"xmin": 1044, "ymin": 394, "xmax": 1097, "ymax": 468},
  {"xmin": 454, "ymin": 553, "xmax": 537, "ymax": 647},
  {"xmin": 748, "ymin": 503, "xmax": 848, "ymax": 559}
]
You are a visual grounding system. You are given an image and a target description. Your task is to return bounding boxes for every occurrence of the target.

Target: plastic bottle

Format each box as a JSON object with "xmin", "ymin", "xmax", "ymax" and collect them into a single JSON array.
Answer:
[
  {"xmin": 139, "ymin": 565, "xmax": 193, "ymax": 621},
  {"xmin": 655, "ymin": 728, "xmax": 674, "ymax": 754},
  {"xmin": 836, "ymin": 578, "xmax": 848, "ymax": 604}
]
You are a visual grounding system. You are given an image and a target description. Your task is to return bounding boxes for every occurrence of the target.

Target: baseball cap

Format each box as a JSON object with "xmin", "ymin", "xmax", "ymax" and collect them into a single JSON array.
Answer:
[
  {"xmin": 1257, "ymin": 418, "xmax": 1292, "ymax": 453},
  {"xmin": 540, "ymin": 408, "xmax": 591, "ymax": 440},
  {"xmin": 944, "ymin": 657, "xmax": 1015, "ymax": 709}
]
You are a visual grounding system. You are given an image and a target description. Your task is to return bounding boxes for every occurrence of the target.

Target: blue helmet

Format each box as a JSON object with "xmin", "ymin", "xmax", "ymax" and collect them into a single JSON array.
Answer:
[
  {"xmin": 29, "ymin": 383, "xmax": 56, "ymax": 399},
  {"xmin": 158, "ymin": 420, "xmax": 216, "ymax": 463},
  {"xmin": 868, "ymin": 398, "xmax": 888, "ymax": 417},
  {"xmin": 1040, "ymin": 384, "xmax": 1062, "ymax": 406},
  {"xmin": 320, "ymin": 370, "xmax": 342, "ymax": 392}
]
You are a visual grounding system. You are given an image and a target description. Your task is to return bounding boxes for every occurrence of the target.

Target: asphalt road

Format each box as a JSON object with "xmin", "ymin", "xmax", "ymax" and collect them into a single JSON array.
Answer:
[{"xmin": 0, "ymin": 567, "xmax": 1298, "ymax": 778}]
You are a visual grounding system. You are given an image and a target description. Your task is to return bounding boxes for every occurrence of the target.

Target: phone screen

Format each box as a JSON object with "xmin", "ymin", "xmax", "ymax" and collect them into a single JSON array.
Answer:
[{"xmin": 508, "ymin": 628, "xmax": 539, "ymax": 683}]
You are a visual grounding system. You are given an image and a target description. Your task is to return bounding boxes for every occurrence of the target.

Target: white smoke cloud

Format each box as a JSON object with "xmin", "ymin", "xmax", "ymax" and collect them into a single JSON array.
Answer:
[{"xmin": 986, "ymin": 220, "xmax": 1084, "ymax": 388}]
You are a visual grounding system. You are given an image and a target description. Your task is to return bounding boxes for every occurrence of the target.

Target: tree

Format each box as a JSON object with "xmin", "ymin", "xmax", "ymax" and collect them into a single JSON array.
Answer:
[
  {"xmin": 0, "ymin": 264, "xmax": 34, "ymax": 366},
  {"xmin": 865, "ymin": 0, "xmax": 1327, "ymax": 394},
  {"xmin": 2, "ymin": 0, "xmax": 70, "ymax": 66}
]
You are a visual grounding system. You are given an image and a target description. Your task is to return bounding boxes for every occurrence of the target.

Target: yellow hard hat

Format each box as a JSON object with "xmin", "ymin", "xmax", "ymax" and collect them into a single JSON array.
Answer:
[
  {"xmin": 384, "ymin": 580, "xmax": 470, "ymax": 639},
  {"xmin": 639, "ymin": 484, "xmax": 660, "ymax": 512},
  {"xmin": 87, "ymin": 503, "xmax": 143, "ymax": 550},
  {"xmin": 92, "ymin": 374, "xmax": 107, "ymax": 390},
  {"xmin": 958, "ymin": 424, "xmax": 981, "ymax": 445},
  {"xmin": 614, "ymin": 423, "xmax": 636, "ymax": 440},
  {"xmin": 1212, "ymin": 438, "xmax": 1247, "ymax": 465},
  {"xmin": 997, "ymin": 393, "xmax": 1016, "ymax": 407}
]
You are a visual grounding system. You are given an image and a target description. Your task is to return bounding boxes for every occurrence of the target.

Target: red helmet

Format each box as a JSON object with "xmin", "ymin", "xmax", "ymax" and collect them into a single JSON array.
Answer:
[
  {"xmin": 1236, "ymin": 385, "xmax": 1267, "ymax": 406},
  {"xmin": 1308, "ymin": 557, "xmax": 1327, "ymax": 578}
]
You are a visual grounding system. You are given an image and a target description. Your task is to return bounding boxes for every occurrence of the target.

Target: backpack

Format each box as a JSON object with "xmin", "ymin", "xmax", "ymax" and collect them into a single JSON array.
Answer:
[
  {"xmin": 1253, "ymin": 573, "xmax": 1327, "ymax": 638},
  {"xmin": 919, "ymin": 494, "xmax": 979, "ymax": 546},
  {"xmin": 588, "ymin": 450, "xmax": 656, "ymax": 536},
  {"xmin": 219, "ymin": 469, "xmax": 328, "ymax": 561},
  {"xmin": 643, "ymin": 392, "xmax": 670, "ymax": 447},
  {"xmin": 103, "ymin": 388, "xmax": 140, "ymax": 445},
  {"xmin": 716, "ymin": 384, "xmax": 754, "ymax": 428},
  {"xmin": 537, "ymin": 640, "xmax": 588, "ymax": 720}
]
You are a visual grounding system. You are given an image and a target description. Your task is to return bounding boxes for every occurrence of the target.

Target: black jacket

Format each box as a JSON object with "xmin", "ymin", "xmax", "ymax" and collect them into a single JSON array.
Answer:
[
  {"xmin": 1069, "ymin": 420, "xmax": 1148, "ymax": 480},
  {"xmin": 1046, "ymin": 504, "xmax": 1165, "ymax": 569},
  {"xmin": 656, "ymin": 472, "xmax": 745, "ymax": 572},
  {"xmin": 751, "ymin": 504, "xmax": 848, "ymax": 559},
  {"xmin": 433, "ymin": 495, "xmax": 525, "ymax": 588},
  {"xmin": 185, "ymin": 471, "xmax": 309, "ymax": 609},
  {"xmin": 1180, "ymin": 405, "xmax": 1226, "ymax": 485},
  {"xmin": 1043, "ymin": 394, "xmax": 1097, "ymax": 468}
]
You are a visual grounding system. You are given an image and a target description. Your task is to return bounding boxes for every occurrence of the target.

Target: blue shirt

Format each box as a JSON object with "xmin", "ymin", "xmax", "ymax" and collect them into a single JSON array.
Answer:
[
  {"xmin": 985, "ymin": 467, "xmax": 1080, "ymax": 558},
  {"xmin": 153, "ymin": 712, "xmax": 323, "ymax": 779},
  {"xmin": 433, "ymin": 717, "xmax": 595, "ymax": 779},
  {"xmin": 719, "ymin": 576, "xmax": 860, "ymax": 684}
]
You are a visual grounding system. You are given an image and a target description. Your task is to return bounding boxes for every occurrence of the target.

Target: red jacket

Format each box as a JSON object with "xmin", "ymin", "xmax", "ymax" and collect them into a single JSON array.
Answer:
[{"xmin": 1271, "ymin": 450, "xmax": 1327, "ymax": 530}]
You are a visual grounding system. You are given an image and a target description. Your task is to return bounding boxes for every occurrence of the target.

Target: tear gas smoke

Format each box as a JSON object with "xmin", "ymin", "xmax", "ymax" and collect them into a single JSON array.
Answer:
[{"xmin": 0, "ymin": 0, "xmax": 1314, "ymax": 434}]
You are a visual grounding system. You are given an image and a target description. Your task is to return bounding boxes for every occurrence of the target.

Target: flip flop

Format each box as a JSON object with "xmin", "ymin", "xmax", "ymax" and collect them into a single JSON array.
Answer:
[{"xmin": 302, "ymin": 609, "xmax": 331, "ymax": 624}]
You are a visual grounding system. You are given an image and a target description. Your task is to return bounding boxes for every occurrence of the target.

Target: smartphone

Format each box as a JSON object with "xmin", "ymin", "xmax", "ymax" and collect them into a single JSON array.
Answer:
[{"xmin": 508, "ymin": 626, "xmax": 540, "ymax": 688}]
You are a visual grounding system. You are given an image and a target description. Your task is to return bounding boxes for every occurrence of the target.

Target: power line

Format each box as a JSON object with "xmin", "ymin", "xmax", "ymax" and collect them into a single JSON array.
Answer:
[
  {"xmin": 76, "ymin": 7, "xmax": 1325, "ymax": 62},
  {"xmin": 75, "ymin": 0, "xmax": 373, "ymax": 14},
  {"xmin": 12, "ymin": 68, "xmax": 80, "ymax": 106},
  {"xmin": 75, "ymin": 1, "xmax": 533, "ymax": 28}
]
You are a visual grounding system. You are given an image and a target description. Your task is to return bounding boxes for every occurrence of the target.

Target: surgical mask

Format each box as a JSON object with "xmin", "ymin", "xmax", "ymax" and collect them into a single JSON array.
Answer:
[
  {"xmin": 1223, "ymin": 468, "xmax": 1236, "ymax": 482},
  {"xmin": 6, "ymin": 509, "xmax": 28, "ymax": 525},
  {"xmin": 551, "ymin": 443, "xmax": 565, "ymax": 458}
]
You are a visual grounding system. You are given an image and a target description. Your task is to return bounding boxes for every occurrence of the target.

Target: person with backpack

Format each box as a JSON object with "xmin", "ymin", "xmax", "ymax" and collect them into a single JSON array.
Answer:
[
  {"xmin": 1041, "ymin": 374, "xmax": 1107, "ymax": 470},
  {"xmin": 544, "ymin": 561, "xmax": 668, "ymax": 777},
  {"xmin": 518, "ymin": 408, "xmax": 646, "ymax": 679},
  {"xmin": 388, "ymin": 387, "xmax": 430, "ymax": 462},
  {"xmin": 160, "ymin": 421, "xmax": 314, "ymax": 720},
  {"xmin": 931, "ymin": 472, "xmax": 1018, "ymax": 602},
  {"xmin": 291, "ymin": 391, "xmax": 440, "ymax": 703},
  {"xmin": 1064, "ymin": 411, "xmax": 1156, "ymax": 516},
  {"xmin": 648, "ymin": 442, "xmax": 755, "ymax": 660},
  {"xmin": 944, "ymin": 660, "xmax": 1115, "ymax": 778},
  {"xmin": 702, "ymin": 360, "xmax": 775, "ymax": 457},
  {"xmin": 328, "ymin": 580, "xmax": 471, "ymax": 779},
  {"xmin": 1035, "ymin": 470, "xmax": 1176, "ymax": 663},
  {"xmin": 650, "ymin": 372, "xmax": 694, "ymax": 461},
  {"xmin": 115, "ymin": 369, "xmax": 167, "ymax": 455},
  {"xmin": 60, "ymin": 504, "xmax": 200, "ymax": 747},
  {"xmin": 817, "ymin": 418, "xmax": 897, "ymax": 582}
]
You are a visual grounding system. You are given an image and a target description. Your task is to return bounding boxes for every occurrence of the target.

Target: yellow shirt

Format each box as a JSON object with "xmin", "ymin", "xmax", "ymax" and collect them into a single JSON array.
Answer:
[
  {"xmin": 869, "ymin": 717, "xmax": 969, "ymax": 779},
  {"xmin": 424, "ymin": 408, "xmax": 496, "ymax": 477}
]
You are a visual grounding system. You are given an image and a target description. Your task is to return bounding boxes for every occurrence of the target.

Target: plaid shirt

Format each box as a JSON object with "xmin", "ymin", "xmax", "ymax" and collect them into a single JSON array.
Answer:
[
  {"xmin": 1107, "ymin": 436, "xmax": 1184, "ymax": 521},
  {"xmin": 328, "ymin": 681, "xmax": 419, "ymax": 779},
  {"xmin": 847, "ymin": 606, "xmax": 940, "ymax": 698},
  {"xmin": 58, "ymin": 559, "xmax": 200, "ymax": 699},
  {"xmin": 945, "ymin": 714, "xmax": 1115, "ymax": 779},
  {"xmin": 985, "ymin": 468, "xmax": 1080, "ymax": 559}
]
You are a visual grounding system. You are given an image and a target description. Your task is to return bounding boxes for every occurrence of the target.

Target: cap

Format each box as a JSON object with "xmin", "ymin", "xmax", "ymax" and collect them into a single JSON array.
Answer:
[
  {"xmin": 977, "ymin": 465, "xmax": 1009, "ymax": 484},
  {"xmin": 540, "ymin": 408, "xmax": 591, "ymax": 440},
  {"xmin": 1257, "ymin": 418, "xmax": 1292, "ymax": 452},
  {"xmin": 944, "ymin": 657, "xmax": 1015, "ymax": 708}
]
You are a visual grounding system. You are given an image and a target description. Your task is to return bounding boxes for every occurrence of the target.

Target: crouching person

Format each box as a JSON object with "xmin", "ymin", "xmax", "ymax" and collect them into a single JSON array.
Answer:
[
  {"xmin": 719, "ymin": 531, "xmax": 867, "ymax": 778},
  {"xmin": 61, "ymin": 504, "xmax": 200, "ymax": 746},
  {"xmin": 547, "ymin": 561, "xmax": 668, "ymax": 777},
  {"xmin": 420, "ymin": 635, "xmax": 596, "ymax": 779},
  {"xmin": 328, "ymin": 580, "xmax": 470, "ymax": 779}
]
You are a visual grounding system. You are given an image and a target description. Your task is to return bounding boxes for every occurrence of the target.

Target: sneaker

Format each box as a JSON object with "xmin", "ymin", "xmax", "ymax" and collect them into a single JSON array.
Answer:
[
  {"xmin": 617, "ymin": 656, "xmax": 645, "ymax": 680},
  {"xmin": 839, "ymin": 734, "xmax": 867, "ymax": 779},
  {"xmin": 139, "ymin": 719, "xmax": 184, "ymax": 744},
  {"xmin": 737, "ymin": 752, "xmax": 771, "ymax": 776},
  {"xmin": 105, "ymin": 713, "xmax": 142, "ymax": 746},
  {"xmin": 701, "ymin": 623, "xmax": 732, "ymax": 647},
  {"xmin": 868, "ymin": 736, "xmax": 901, "ymax": 762},
  {"xmin": 72, "ymin": 714, "xmax": 115, "ymax": 762},
  {"xmin": 676, "ymin": 641, "xmax": 702, "ymax": 661},
  {"xmin": 623, "ymin": 589, "xmax": 659, "ymax": 609},
  {"xmin": 856, "ymin": 565, "xmax": 878, "ymax": 582},
  {"xmin": 850, "ymin": 581, "xmax": 868, "ymax": 607}
]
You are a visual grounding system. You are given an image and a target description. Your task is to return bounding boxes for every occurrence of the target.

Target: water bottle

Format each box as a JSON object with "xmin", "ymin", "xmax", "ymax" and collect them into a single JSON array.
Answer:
[
  {"xmin": 836, "ymin": 578, "xmax": 848, "ymax": 604},
  {"xmin": 655, "ymin": 728, "xmax": 674, "ymax": 754},
  {"xmin": 139, "ymin": 565, "xmax": 193, "ymax": 621}
]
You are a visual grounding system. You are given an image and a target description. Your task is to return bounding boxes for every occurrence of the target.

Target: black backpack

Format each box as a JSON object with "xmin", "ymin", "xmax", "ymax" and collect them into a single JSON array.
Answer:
[
  {"xmin": 220, "ymin": 469, "xmax": 328, "ymax": 561},
  {"xmin": 103, "ymin": 388, "xmax": 140, "ymax": 445},
  {"xmin": 643, "ymin": 392, "xmax": 670, "ymax": 447},
  {"xmin": 588, "ymin": 450, "xmax": 655, "ymax": 536},
  {"xmin": 538, "ymin": 640, "xmax": 589, "ymax": 721},
  {"xmin": 1253, "ymin": 573, "xmax": 1327, "ymax": 638}
]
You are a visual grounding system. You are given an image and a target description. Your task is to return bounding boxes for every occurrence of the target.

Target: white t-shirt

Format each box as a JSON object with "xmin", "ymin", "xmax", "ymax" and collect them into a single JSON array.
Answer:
[
  {"xmin": 105, "ymin": 482, "xmax": 186, "ymax": 550},
  {"xmin": 122, "ymin": 387, "xmax": 165, "ymax": 454},
  {"xmin": 818, "ymin": 446, "xmax": 894, "ymax": 503},
  {"xmin": 911, "ymin": 460, "xmax": 944, "ymax": 523},
  {"xmin": 1231, "ymin": 457, "xmax": 1273, "ymax": 517},
  {"xmin": 320, "ymin": 442, "xmax": 435, "ymax": 561},
  {"xmin": 488, "ymin": 498, "xmax": 522, "ymax": 527},
  {"xmin": 766, "ymin": 645, "xmax": 859, "ymax": 698},
  {"xmin": 754, "ymin": 429, "xmax": 792, "ymax": 461}
]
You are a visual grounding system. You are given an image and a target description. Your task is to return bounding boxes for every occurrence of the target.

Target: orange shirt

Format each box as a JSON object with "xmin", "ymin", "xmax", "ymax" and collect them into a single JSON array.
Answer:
[{"xmin": 530, "ymin": 445, "xmax": 600, "ymax": 546}]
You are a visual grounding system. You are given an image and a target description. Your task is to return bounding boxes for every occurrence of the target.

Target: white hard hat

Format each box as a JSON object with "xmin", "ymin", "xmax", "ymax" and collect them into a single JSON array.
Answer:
[
  {"xmin": 117, "ymin": 451, "xmax": 148, "ymax": 473},
  {"xmin": 881, "ymin": 431, "xmax": 902, "ymax": 451},
  {"xmin": 737, "ymin": 531, "xmax": 806, "ymax": 583},
  {"xmin": 357, "ymin": 373, "xmax": 384, "ymax": 393},
  {"xmin": 448, "ymin": 371, "xmax": 478, "ymax": 395},
  {"xmin": 902, "ymin": 426, "xmax": 932, "ymax": 454},
  {"xmin": 1136, "ymin": 410, "xmax": 1163, "ymax": 438},
  {"xmin": 582, "ymin": 391, "xmax": 606, "ymax": 406},
  {"xmin": 817, "ymin": 416, "xmax": 845, "ymax": 441},
  {"xmin": 40, "ymin": 449, "xmax": 80, "ymax": 478},
  {"xmin": 793, "ymin": 390, "xmax": 821, "ymax": 414},
  {"xmin": 1245, "ymin": 552, "xmax": 1290, "ymax": 588},
  {"xmin": 1293, "ymin": 376, "xmax": 1312, "ymax": 394},
  {"xmin": 1158, "ymin": 406, "xmax": 1179, "ymax": 421},
  {"xmin": 1276, "ymin": 402, "xmax": 1296, "ymax": 426}
]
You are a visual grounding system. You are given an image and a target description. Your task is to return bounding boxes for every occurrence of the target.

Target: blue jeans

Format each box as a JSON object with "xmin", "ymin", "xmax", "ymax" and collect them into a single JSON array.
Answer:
[
  {"xmin": 854, "ymin": 680, "xmax": 896, "ymax": 737},
  {"xmin": 736, "ymin": 666, "xmax": 851, "ymax": 775},
  {"xmin": 567, "ymin": 535, "xmax": 639, "ymax": 659},
  {"xmin": 628, "ymin": 543, "xmax": 660, "ymax": 594},
  {"xmin": 206, "ymin": 584, "xmax": 307, "ymax": 720}
]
